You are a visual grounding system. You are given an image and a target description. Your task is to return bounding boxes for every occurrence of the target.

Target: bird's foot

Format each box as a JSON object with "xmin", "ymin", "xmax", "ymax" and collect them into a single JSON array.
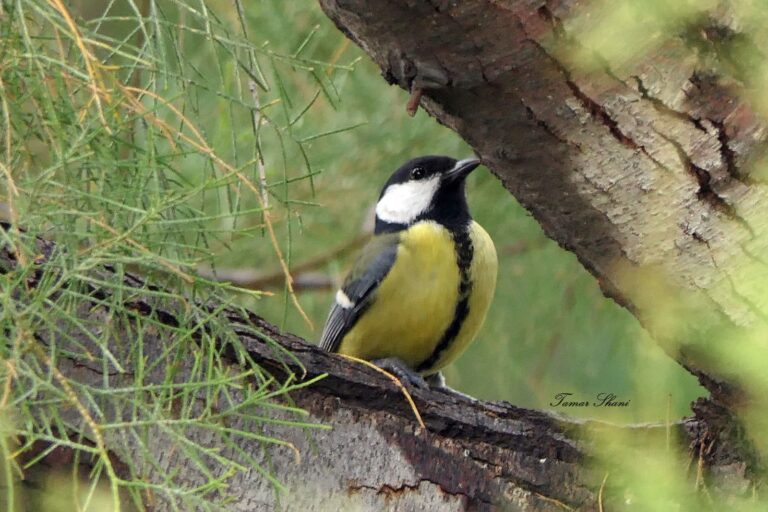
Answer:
[
  {"xmin": 370, "ymin": 360, "xmax": 475, "ymax": 400},
  {"xmin": 372, "ymin": 358, "xmax": 429, "ymax": 390},
  {"xmin": 425, "ymin": 372, "xmax": 478, "ymax": 402}
]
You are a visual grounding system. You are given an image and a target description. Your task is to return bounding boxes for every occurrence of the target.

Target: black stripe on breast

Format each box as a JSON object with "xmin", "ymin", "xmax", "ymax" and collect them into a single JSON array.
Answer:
[{"xmin": 416, "ymin": 226, "xmax": 474, "ymax": 373}]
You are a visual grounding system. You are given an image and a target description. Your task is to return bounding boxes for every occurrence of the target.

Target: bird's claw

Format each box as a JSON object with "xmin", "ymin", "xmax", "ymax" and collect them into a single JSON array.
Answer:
[{"xmin": 372, "ymin": 357, "xmax": 429, "ymax": 390}]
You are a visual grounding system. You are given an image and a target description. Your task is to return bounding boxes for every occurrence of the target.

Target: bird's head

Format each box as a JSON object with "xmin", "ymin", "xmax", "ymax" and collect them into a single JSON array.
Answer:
[{"xmin": 374, "ymin": 155, "xmax": 481, "ymax": 234}]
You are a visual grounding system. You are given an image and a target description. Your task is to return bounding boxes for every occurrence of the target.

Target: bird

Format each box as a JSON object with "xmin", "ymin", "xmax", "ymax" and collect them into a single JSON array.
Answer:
[{"xmin": 319, "ymin": 155, "xmax": 497, "ymax": 389}]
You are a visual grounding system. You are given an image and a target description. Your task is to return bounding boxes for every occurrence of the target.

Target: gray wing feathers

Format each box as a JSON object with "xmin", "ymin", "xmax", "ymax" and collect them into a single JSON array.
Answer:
[
  {"xmin": 318, "ymin": 303, "xmax": 348, "ymax": 352},
  {"xmin": 319, "ymin": 234, "xmax": 400, "ymax": 352}
]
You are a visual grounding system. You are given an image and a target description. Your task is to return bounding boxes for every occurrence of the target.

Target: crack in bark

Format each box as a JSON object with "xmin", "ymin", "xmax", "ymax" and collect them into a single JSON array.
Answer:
[
  {"xmin": 527, "ymin": 6, "xmax": 712, "ymax": 184},
  {"xmin": 563, "ymin": 78, "xmax": 679, "ymax": 175},
  {"xmin": 515, "ymin": 7, "xmax": 674, "ymax": 173},
  {"xmin": 690, "ymin": 230, "xmax": 709, "ymax": 245},
  {"xmin": 710, "ymin": 118, "xmax": 745, "ymax": 183},
  {"xmin": 515, "ymin": 9, "xmax": 680, "ymax": 174},
  {"xmin": 564, "ymin": 80, "xmax": 644, "ymax": 154},
  {"xmin": 632, "ymin": 75, "xmax": 708, "ymax": 133},
  {"xmin": 518, "ymin": 27, "xmax": 670, "ymax": 173},
  {"xmin": 653, "ymin": 128, "xmax": 755, "ymax": 237},
  {"xmin": 625, "ymin": 74, "xmax": 763, "ymax": 240},
  {"xmin": 348, "ymin": 478, "xmax": 494, "ymax": 506},
  {"xmin": 520, "ymin": 101, "xmax": 575, "ymax": 148}
]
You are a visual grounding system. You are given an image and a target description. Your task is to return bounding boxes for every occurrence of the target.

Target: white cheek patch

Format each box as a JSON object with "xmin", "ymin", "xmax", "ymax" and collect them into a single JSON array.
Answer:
[
  {"xmin": 375, "ymin": 176, "xmax": 440, "ymax": 225},
  {"xmin": 335, "ymin": 290, "xmax": 354, "ymax": 309}
]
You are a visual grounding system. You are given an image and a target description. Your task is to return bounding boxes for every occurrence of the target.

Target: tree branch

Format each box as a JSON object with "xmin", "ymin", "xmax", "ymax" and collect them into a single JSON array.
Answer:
[{"xmin": 0, "ymin": 228, "xmax": 755, "ymax": 510}]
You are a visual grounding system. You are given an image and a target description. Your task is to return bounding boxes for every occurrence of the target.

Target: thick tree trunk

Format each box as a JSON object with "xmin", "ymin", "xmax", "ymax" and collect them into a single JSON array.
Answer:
[{"xmin": 317, "ymin": 0, "xmax": 768, "ymax": 405}]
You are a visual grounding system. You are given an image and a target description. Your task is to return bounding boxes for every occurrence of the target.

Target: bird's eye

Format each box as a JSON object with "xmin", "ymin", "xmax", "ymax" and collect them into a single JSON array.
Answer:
[{"xmin": 410, "ymin": 167, "xmax": 425, "ymax": 180}]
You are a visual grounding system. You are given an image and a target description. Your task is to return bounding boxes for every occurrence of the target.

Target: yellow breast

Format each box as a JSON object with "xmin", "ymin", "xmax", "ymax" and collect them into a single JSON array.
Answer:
[{"xmin": 336, "ymin": 220, "xmax": 497, "ymax": 374}]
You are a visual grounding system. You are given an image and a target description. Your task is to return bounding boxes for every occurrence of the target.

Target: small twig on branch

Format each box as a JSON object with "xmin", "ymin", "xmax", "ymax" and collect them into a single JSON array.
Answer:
[{"xmin": 406, "ymin": 86, "xmax": 423, "ymax": 117}]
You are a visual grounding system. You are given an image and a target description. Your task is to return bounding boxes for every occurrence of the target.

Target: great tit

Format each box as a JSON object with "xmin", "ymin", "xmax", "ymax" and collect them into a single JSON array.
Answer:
[{"xmin": 320, "ymin": 155, "xmax": 497, "ymax": 388}]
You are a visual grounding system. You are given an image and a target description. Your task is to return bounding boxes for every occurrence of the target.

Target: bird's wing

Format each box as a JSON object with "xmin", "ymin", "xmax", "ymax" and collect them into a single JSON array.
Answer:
[{"xmin": 319, "ymin": 233, "xmax": 401, "ymax": 352}]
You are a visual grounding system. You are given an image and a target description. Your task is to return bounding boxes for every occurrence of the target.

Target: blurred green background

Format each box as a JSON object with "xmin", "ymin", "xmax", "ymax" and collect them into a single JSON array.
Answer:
[
  {"xmin": 83, "ymin": 0, "xmax": 703, "ymax": 423},
  {"xmin": 61, "ymin": 0, "xmax": 702, "ymax": 423}
]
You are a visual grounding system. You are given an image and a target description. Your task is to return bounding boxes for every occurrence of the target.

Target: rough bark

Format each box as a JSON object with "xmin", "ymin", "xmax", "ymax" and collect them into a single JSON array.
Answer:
[
  {"xmin": 0, "ymin": 229, "xmax": 756, "ymax": 511},
  {"xmin": 316, "ymin": 0, "xmax": 768, "ymax": 406}
]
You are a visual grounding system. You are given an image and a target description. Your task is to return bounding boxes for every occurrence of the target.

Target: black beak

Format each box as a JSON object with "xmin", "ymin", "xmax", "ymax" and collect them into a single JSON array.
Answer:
[{"xmin": 444, "ymin": 158, "xmax": 481, "ymax": 183}]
